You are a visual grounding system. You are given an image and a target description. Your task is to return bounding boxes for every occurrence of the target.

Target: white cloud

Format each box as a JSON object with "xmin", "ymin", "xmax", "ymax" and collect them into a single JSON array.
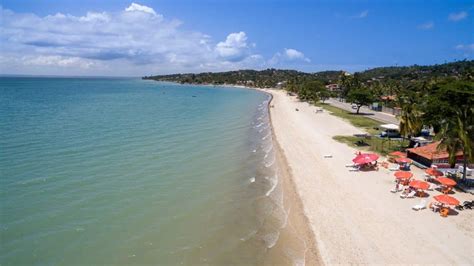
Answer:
[
  {"xmin": 125, "ymin": 3, "xmax": 158, "ymax": 16},
  {"xmin": 448, "ymin": 11, "xmax": 468, "ymax": 21},
  {"xmin": 417, "ymin": 21, "xmax": 434, "ymax": 30},
  {"xmin": 351, "ymin": 10, "xmax": 369, "ymax": 19},
  {"xmin": 0, "ymin": 4, "xmax": 268, "ymax": 76},
  {"xmin": 215, "ymin": 32, "xmax": 254, "ymax": 61},
  {"xmin": 455, "ymin": 43, "xmax": 474, "ymax": 51},
  {"xmin": 269, "ymin": 48, "xmax": 310, "ymax": 65}
]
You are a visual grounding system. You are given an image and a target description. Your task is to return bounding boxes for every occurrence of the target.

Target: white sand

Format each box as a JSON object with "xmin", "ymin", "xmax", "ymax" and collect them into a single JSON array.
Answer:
[{"xmin": 263, "ymin": 89, "xmax": 474, "ymax": 264}]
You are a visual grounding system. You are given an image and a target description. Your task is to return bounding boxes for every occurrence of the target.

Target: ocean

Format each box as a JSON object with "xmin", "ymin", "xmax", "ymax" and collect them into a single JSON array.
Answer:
[{"xmin": 0, "ymin": 77, "xmax": 304, "ymax": 265}]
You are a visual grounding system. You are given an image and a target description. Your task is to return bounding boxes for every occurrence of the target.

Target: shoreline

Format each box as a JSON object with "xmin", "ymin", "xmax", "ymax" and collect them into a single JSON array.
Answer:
[{"xmin": 263, "ymin": 92, "xmax": 322, "ymax": 265}]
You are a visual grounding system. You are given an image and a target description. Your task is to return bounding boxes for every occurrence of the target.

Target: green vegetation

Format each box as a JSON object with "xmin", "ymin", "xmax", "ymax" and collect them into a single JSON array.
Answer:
[
  {"xmin": 143, "ymin": 69, "xmax": 343, "ymax": 88},
  {"xmin": 316, "ymin": 103, "xmax": 380, "ymax": 132},
  {"xmin": 332, "ymin": 135, "xmax": 410, "ymax": 156}
]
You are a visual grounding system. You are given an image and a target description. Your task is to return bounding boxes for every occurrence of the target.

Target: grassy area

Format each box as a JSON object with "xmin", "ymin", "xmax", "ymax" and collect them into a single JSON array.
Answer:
[
  {"xmin": 316, "ymin": 102, "xmax": 381, "ymax": 134},
  {"xmin": 332, "ymin": 135, "xmax": 409, "ymax": 156},
  {"xmin": 313, "ymin": 102, "xmax": 406, "ymax": 155}
]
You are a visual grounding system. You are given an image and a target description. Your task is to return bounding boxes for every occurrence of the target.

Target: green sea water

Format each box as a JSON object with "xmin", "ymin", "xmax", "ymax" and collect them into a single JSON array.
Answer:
[{"xmin": 0, "ymin": 78, "xmax": 298, "ymax": 265}]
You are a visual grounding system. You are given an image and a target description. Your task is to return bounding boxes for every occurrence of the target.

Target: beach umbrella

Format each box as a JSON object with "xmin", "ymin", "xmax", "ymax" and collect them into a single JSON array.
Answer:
[
  {"xmin": 434, "ymin": 194, "xmax": 460, "ymax": 206},
  {"xmin": 389, "ymin": 151, "xmax": 406, "ymax": 157},
  {"xmin": 394, "ymin": 171, "xmax": 413, "ymax": 179},
  {"xmin": 425, "ymin": 168, "xmax": 443, "ymax": 177},
  {"xmin": 435, "ymin": 177, "xmax": 457, "ymax": 187},
  {"xmin": 352, "ymin": 153, "xmax": 379, "ymax": 165},
  {"xmin": 395, "ymin": 157, "xmax": 412, "ymax": 164},
  {"xmin": 409, "ymin": 180, "xmax": 430, "ymax": 190}
]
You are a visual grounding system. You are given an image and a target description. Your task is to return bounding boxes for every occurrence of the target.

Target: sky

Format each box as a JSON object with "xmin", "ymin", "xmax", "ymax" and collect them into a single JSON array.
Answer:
[{"xmin": 0, "ymin": 0, "xmax": 472, "ymax": 76}]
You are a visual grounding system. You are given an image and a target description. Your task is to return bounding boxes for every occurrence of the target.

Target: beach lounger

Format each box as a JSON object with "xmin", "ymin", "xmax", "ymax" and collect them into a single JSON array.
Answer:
[
  {"xmin": 389, "ymin": 165, "xmax": 400, "ymax": 171},
  {"xmin": 323, "ymin": 154, "xmax": 333, "ymax": 158},
  {"xmin": 400, "ymin": 191, "xmax": 416, "ymax": 199},
  {"xmin": 412, "ymin": 199, "xmax": 427, "ymax": 211},
  {"xmin": 427, "ymin": 184, "xmax": 437, "ymax": 191}
]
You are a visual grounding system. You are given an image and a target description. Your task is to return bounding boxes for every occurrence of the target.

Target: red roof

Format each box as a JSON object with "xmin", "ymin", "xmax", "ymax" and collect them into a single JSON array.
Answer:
[{"xmin": 407, "ymin": 142, "xmax": 463, "ymax": 160}]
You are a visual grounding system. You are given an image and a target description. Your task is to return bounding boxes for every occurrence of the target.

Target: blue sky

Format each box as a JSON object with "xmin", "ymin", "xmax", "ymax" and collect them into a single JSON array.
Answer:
[{"xmin": 0, "ymin": 0, "xmax": 472, "ymax": 76}]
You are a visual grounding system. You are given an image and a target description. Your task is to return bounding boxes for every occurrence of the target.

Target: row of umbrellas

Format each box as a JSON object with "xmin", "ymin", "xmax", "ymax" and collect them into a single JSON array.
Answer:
[
  {"xmin": 352, "ymin": 152, "xmax": 460, "ymax": 206},
  {"xmin": 394, "ymin": 168, "xmax": 459, "ymax": 206},
  {"xmin": 374, "ymin": 151, "xmax": 459, "ymax": 206}
]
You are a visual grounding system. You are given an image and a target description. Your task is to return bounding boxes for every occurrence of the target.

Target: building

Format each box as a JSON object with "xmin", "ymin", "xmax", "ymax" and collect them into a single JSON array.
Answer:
[
  {"xmin": 325, "ymin": 83, "xmax": 340, "ymax": 92},
  {"xmin": 406, "ymin": 141, "xmax": 465, "ymax": 168}
]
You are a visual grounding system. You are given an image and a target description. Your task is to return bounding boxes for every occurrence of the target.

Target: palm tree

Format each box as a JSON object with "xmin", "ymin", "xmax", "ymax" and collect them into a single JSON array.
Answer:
[{"xmin": 397, "ymin": 84, "xmax": 422, "ymax": 138}]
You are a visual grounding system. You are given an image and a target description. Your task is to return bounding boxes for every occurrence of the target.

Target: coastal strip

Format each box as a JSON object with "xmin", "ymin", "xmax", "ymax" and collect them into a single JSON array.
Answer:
[{"xmin": 261, "ymin": 89, "xmax": 473, "ymax": 264}]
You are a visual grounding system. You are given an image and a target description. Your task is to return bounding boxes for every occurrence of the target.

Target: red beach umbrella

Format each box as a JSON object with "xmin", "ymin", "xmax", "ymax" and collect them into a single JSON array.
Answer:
[
  {"xmin": 409, "ymin": 180, "xmax": 430, "ymax": 190},
  {"xmin": 435, "ymin": 177, "xmax": 457, "ymax": 187},
  {"xmin": 395, "ymin": 157, "xmax": 412, "ymax": 164},
  {"xmin": 425, "ymin": 168, "xmax": 443, "ymax": 177},
  {"xmin": 434, "ymin": 195, "xmax": 460, "ymax": 206},
  {"xmin": 389, "ymin": 151, "xmax": 406, "ymax": 157},
  {"xmin": 394, "ymin": 171, "xmax": 413, "ymax": 180},
  {"xmin": 352, "ymin": 153, "xmax": 379, "ymax": 165}
]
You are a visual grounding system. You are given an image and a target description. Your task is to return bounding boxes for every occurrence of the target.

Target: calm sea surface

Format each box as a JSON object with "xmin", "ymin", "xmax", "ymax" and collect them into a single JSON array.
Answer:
[{"xmin": 0, "ymin": 78, "xmax": 298, "ymax": 265}]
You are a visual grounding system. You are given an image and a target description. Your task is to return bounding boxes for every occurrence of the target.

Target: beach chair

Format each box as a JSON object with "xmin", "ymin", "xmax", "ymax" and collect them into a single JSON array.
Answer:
[
  {"xmin": 412, "ymin": 199, "xmax": 427, "ymax": 211},
  {"xmin": 389, "ymin": 165, "xmax": 400, "ymax": 171},
  {"xmin": 429, "ymin": 203, "xmax": 440, "ymax": 212},
  {"xmin": 400, "ymin": 190, "xmax": 416, "ymax": 199},
  {"xmin": 440, "ymin": 208, "xmax": 449, "ymax": 217},
  {"xmin": 391, "ymin": 183, "xmax": 403, "ymax": 193},
  {"xmin": 441, "ymin": 186, "xmax": 452, "ymax": 194},
  {"xmin": 427, "ymin": 184, "xmax": 437, "ymax": 191}
]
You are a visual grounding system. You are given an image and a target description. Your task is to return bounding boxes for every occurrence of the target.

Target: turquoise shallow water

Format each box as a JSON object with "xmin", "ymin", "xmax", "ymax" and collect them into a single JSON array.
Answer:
[{"xmin": 0, "ymin": 78, "xmax": 294, "ymax": 265}]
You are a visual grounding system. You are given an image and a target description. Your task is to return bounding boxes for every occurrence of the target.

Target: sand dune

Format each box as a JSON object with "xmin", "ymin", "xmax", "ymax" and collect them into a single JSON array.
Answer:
[{"xmin": 264, "ymin": 89, "xmax": 473, "ymax": 264}]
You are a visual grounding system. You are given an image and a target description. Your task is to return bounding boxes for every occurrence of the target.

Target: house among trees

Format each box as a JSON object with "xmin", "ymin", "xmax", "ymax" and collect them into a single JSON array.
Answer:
[{"xmin": 325, "ymin": 83, "xmax": 340, "ymax": 92}]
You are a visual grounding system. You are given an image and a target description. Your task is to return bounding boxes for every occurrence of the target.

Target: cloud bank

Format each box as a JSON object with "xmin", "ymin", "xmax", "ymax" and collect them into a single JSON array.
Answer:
[{"xmin": 0, "ymin": 3, "xmax": 310, "ymax": 76}]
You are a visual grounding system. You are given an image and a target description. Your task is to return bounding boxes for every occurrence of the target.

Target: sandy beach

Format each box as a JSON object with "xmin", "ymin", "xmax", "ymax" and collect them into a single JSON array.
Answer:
[{"xmin": 263, "ymin": 88, "xmax": 474, "ymax": 264}]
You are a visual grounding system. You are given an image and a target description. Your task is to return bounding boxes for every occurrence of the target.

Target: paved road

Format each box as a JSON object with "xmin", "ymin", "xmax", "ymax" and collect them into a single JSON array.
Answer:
[{"xmin": 326, "ymin": 98, "xmax": 399, "ymax": 124}]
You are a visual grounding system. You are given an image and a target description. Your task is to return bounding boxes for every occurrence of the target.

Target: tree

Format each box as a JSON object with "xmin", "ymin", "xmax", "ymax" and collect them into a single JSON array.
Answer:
[
  {"xmin": 298, "ymin": 80, "xmax": 325, "ymax": 103},
  {"xmin": 423, "ymin": 79, "xmax": 474, "ymax": 179},
  {"xmin": 346, "ymin": 87, "xmax": 375, "ymax": 114},
  {"xmin": 317, "ymin": 88, "xmax": 331, "ymax": 103},
  {"xmin": 396, "ymin": 83, "xmax": 423, "ymax": 138}
]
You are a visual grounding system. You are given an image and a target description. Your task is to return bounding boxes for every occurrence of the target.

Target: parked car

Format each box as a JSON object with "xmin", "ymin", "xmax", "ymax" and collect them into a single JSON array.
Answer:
[{"xmin": 381, "ymin": 129, "xmax": 401, "ymax": 138}]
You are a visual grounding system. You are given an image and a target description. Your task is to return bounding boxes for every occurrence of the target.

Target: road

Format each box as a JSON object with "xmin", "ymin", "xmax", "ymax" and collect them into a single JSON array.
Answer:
[{"xmin": 325, "ymin": 98, "xmax": 399, "ymax": 124}]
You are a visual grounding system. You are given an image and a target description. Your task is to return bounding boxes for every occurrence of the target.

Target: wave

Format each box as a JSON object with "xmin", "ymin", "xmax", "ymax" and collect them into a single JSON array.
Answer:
[
  {"xmin": 265, "ymin": 174, "xmax": 278, "ymax": 196},
  {"xmin": 262, "ymin": 231, "xmax": 280, "ymax": 249}
]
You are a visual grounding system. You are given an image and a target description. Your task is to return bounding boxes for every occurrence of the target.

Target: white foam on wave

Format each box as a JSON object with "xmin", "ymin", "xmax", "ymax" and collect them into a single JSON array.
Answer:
[
  {"xmin": 265, "ymin": 174, "xmax": 278, "ymax": 196},
  {"xmin": 265, "ymin": 155, "xmax": 275, "ymax": 168},
  {"xmin": 264, "ymin": 144, "xmax": 273, "ymax": 153},
  {"xmin": 262, "ymin": 132, "xmax": 271, "ymax": 140},
  {"xmin": 240, "ymin": 229, "xmax": 258, "ymax": 242},
  {"xmin": 262, "ymin": 231, "xmax": 280, "ymax": 249}
]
